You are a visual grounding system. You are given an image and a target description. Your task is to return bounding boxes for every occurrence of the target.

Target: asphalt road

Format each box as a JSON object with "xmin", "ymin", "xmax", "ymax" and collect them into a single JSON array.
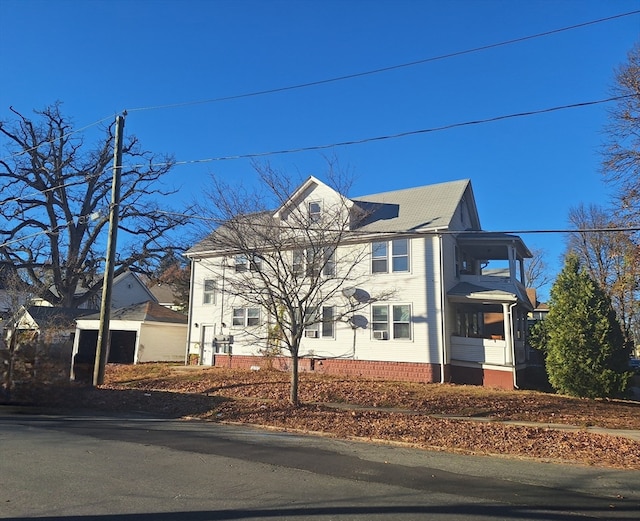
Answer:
[{"xmin": 1, "ymin": 408, "xmax": 639, "ymax": 521}]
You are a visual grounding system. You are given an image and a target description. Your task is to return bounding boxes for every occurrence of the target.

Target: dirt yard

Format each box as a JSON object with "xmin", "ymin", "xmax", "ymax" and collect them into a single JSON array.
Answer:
[{"xmin": 32, "ymin": 363, "xmax": 640, "ymax": 470}]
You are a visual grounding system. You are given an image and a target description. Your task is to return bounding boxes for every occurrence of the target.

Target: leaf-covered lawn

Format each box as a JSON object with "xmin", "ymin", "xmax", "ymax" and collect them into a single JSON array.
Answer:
[{"xmin": 56, "ymin": 364, "xmax": 640, "ymax": 469}]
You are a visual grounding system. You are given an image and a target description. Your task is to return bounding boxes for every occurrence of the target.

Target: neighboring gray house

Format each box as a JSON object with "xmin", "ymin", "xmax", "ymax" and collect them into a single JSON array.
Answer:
[
  {"xmin": 186, "ymin": 177, "xmax": 534, "ymax": 389},
  {"xmin": 31, "ymin": 269, "xmax": 158, "ymax": 310}
]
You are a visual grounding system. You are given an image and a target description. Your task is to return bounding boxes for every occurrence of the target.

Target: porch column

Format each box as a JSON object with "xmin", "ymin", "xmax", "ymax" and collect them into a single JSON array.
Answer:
[{"xmin": 502, "ymin": 302, "xmax": 513, "ymax": 365}]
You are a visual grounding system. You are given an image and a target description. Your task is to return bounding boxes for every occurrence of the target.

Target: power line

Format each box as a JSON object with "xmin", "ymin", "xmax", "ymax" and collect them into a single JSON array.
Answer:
[
  {"xmin": 0, "ymin": 94, "xmax": 630, "ymax": 207},
  {"xmin": 156, "ymin": 210, "xmax": 640, "ymax": 238},
  {"xmin": 125, "ymin": 10, "xmax": 640, "ymax": 114},
  {"xmin": 127, "ymin": 95, "xmax": 629, "ymax": 169},
  {"xmin": 2, "ymin": 9, "xmax": 635, "ymax": 165}
]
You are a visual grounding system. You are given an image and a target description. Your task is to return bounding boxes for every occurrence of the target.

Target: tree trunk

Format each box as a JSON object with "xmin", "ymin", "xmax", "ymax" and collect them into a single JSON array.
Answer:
[{"xmin": 289, "ymin": 351, "xmax": 299, "ymax": 406}]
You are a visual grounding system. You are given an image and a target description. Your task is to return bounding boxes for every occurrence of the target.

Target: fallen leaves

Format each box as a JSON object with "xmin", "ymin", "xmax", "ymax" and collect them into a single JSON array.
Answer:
[{"xmin": 36, "ymin": 363, "xmax": 640, "ymax": 470}]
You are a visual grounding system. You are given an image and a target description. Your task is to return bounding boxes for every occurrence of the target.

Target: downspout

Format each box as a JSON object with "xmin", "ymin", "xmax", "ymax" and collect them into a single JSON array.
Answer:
[
  {"xmin": 220, "ymin": 258, "xmax": 226, "ymax": 331},
  {"xmin": 507, "ymin": 301, "xmax": 519, "ymax": 389},
  {"xmin": 438, "ymin": 233, "xmax": 447, "ymax": 384},
  {"xmin": 185, "ymin": 257, "xmax": 197, "ymax": 365}
]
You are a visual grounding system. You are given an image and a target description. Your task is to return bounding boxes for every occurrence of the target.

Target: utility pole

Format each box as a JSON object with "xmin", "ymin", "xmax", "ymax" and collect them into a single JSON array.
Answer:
[{"xmin": 93, "ymin": 114, "xmax": 125, "ymax": 386}]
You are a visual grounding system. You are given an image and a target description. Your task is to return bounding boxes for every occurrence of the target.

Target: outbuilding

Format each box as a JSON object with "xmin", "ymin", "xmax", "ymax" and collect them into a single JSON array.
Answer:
[{"xmin": 71, "ymin": 301, "xmax": 187, "ymax": 381}]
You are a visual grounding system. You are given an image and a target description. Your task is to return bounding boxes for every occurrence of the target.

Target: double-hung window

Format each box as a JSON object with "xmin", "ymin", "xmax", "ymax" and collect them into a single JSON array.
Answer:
[
  {"xmin": 304, "ymin": 305, "xmax": 335, "ymax": 338},
  {"xmin": 203, "ymin": 279, "xmax": 216, "ymax": 304},
  {"xmin": 293, "ymin": 248, "xmax": 335, "ymax": 277},
  {"xmin": 371, "ymin": 304, "xmax": 411, "ymax": 340},
  {"xmin": 308, "ymin": 201, "xmax": 321, "ymax": 223},
  {"xmin": 232, "ymin": 307, "xmax": 260, "ymax": 327},
  {"xmin": 235, "ymin": 254, "xmax": 262, "ymax": 272},
  {"xmin": 371, "ymin": 238, "xmax": 409, "ymax": 273},
  {"xmin": 323, "ymin": 247, "xmax": 336, "ymax": 276}
]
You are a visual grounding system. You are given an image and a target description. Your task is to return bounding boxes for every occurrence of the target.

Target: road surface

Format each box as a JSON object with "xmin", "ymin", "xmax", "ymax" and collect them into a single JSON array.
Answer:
[{"xmin": 1, "ymin": 409, "xmax": 638, "ymax": 520}]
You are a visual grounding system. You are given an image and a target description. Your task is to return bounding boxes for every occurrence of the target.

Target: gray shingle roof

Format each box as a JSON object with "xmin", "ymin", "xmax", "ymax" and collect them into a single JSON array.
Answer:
[
  {"xmin": 352, "ymin": 179, "xmax": 473, "ymax": 233},
  {"xmin": 187, "ymin": 179, "xmax": 475, "ymax": 255},
  {"xmin": 79, "ymin": 301, "xmax": 188, "ymax": 324}
]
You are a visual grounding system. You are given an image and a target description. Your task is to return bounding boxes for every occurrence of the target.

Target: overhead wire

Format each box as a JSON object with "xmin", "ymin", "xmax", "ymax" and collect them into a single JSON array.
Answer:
[
  {"xmin": 156, "ymin": 210, "xmax": 640, "ymax": 238},
  {"xmin": 124, "ymin": 10, "xmax": 640, "ymax": 114},
  {"xmin": 1, "ymin": 9, "xmax": 637, "ymax": 164},
  {"xmin": 126, "ymin": 95, "xmax": 630, "ymax": 169}
]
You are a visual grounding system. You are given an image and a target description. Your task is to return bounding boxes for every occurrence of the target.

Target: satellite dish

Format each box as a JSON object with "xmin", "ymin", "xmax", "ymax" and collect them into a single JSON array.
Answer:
[{"xmin": 342, "ymin": 287, "xmax": 356, "ymax": 298}]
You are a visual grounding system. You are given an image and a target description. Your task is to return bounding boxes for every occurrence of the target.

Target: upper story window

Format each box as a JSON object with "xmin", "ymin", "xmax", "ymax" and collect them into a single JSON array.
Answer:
[
  {"xmin": 203, "ymin": 279, "xmax": 216, "ymax": 304},
  {"xmin": 235, "ymin": 254, "xmax": 262, "ymax": 273},
  {"xmin": 232, "ymin": 307, "xmax": 260, "ymax": 327},
  {"xmin": 308, "ymin": 201, "xmax": 321, "ymax": 222},
  {"xmin": 372, "ymin": 238, "xmax": 409, "ymax": 273},
  {"xmin": 292, "ymin": 248, "xmax": 335, "ymax": 277}
]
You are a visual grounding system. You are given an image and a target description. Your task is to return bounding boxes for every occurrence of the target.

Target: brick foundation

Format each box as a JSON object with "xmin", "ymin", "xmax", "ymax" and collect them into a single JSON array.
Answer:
[
  {"xmin": 449, "ymin": 364, "xmax": 521, "ymax": 390},
  {"xmin": 213, "ymin": 355, "xmax": 439, "ymax": 383},
  {"xmin": 212, "ymin": 355, "xmax": 522, "ymax": 389}
]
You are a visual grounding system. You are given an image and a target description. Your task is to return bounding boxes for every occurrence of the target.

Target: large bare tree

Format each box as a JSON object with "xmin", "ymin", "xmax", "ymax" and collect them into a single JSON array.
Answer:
[
  {"xmin": 0, "ymin": 103, "xmax": 190, "ymax": 308},
  {"xmin": 602, "ymin": 42, "xmax": 640, "ymax": 226},
  {"xmin": 198, "ymin": 160, "xmax": 392, "ymax": 405},
  {"xmin": 523, "ymin": 247, "xmax": 552, "ymax": 299},
  {"xmin": 567, "ymin": 203, "xmax": 639, "ymax": 349}
]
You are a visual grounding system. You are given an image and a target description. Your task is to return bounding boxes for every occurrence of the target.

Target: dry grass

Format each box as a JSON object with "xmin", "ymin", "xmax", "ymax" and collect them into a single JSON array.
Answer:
[{"xmin": 24, "ymin": 363, "xmax": 640, "ymax": 470}]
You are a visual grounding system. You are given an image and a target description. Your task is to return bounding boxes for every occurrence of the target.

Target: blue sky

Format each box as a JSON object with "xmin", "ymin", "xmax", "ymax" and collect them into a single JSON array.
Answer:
[{"xmin": 1, "ymin": 0, "xmax": 638, "ymax": 298}]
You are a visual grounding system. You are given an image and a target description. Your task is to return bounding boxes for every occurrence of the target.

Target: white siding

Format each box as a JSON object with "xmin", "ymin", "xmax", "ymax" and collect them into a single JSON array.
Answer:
[
  {"xmin": 188, "ymin": 235, "xmax": 452, "ymax": 365},
  {"xmin": 137, "ymin": 323, "xmax": 186, "ymax": 363}
]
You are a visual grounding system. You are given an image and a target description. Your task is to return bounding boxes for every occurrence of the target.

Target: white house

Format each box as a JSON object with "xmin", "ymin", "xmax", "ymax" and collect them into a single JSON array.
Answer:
[
  {"xmin": 185, "ymin": 177, "xmax": 533, "ymax": 389},
  {"xmin": 70, "ymin": 301, "xmax": 187, "ymax": 383}
]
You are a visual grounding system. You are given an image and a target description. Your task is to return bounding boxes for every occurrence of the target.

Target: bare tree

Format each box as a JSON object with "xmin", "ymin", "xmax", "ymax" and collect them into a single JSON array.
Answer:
[
  {"xmin": 602, "ymin": 42, "xmax": 640, "ymax": 226},
  {"xmin": 197, "ymin": 159, "xmax": 392, "ymax": 405},
  {"xmin": 567, "ymin": 203, "xmax": 639, "ymax": 348},
  {"xmin": 0, "ymin": 103, "xmax": 191, "ymax": 308},
  {"xmin": 524, "ymin": 247, "xmax": 552, "ymax": 297}
]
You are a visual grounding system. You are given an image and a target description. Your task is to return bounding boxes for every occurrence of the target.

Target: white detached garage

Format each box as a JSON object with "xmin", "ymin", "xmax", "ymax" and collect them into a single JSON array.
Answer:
[{"xmin": 71, "ymin": 301, "xmax": 187, "ymax": 379}]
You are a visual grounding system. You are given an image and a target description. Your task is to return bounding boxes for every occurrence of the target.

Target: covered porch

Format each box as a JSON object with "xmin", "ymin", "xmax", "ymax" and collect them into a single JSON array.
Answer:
[{"xmin": 447, "ymin": 282, "xmax": 532, "ymax": 388}]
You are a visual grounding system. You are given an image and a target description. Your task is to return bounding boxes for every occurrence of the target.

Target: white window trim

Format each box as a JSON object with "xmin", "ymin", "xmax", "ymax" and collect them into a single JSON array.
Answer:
[
  {"xmin": 371, "ymin": 303, "xmax": 412, "ymax": 340},
  {"xmin": 203, "ymin": 279, "xmax": 216, "ymax": 305},
  {"xmin": 372, "ymin": 239, "xmax": 410, "ymax": 274},
  {"xmin": 304, "ymin": 305, "xmax": 335, "ymax": 339},
  {"xmin": 308, "ymin": 200, "xmax": 322, "ymax": 223},
  {"xmin": 232, "ymin": 307, "xmax": 261, "ymax": 327}
]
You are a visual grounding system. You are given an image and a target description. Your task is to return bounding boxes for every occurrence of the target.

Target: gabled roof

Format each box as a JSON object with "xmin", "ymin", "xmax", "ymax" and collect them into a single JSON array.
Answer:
[
  {"xmin": 273, "ymin": 176, "xmax": 352, "ymax": 219},
  {"xmin": 352, "ymin": 179, "xmax": 477, "ymax": 233},
  {"xmin": 187, "ymin": 178, "xmax": 478, "ymax": 256},
  {"xmin": 78, "ymin": 301, "xmax": 188, "ymax": 324},
  {"xmin": 20, "ymin": 306, "xmax": 99, "ymax": 329}
]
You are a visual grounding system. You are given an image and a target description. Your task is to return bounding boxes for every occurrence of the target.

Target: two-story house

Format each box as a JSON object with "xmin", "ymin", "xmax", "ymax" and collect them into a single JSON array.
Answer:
[{"xmin": 186, "ymin": 177, "xmax": 533, "ymax": 389}]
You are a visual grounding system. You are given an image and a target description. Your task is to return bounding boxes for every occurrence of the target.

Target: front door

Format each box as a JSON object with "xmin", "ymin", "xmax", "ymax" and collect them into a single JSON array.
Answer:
[{"xmin": 201, "ymin": 325, "xmax": 215, "ymax": 365}]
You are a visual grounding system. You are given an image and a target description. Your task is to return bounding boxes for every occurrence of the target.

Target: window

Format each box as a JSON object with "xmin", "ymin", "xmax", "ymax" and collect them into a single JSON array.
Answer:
[
  {"xmin": 392, "ymin": 304, "xmax": 411, "ymax": 339},
  {"xmin": 306, "ymin": 248, "xmax": 320, "ymax": 277},
  {"xmin": 232, "ymin": 307, "xmax": 261, "ymax": 327},
  {"xmin": 372, "ymin": 241, "xmax": 388, "ymax": 273},
  {"xmin": 304, "ymin": 305, "xmax": 335, "ymax": 338},
  {"xmin": 292, "ymin": 250, "xmax": 304, "ymax": 276},
  {"xmin": 293, "ymin": 248, "xmax": 334, "ymax": 277},
  {"xmin": 308, "ymin": 201, "xmax": 321, "ymax": 222},
  {"xmin": 235, "ymin": 254, "xmax": 262, "ymax": 273},
  {"xmin": 321, "ymin": 306, "xmax": 335, "ymax": 338},
  {"xmin": 371, "ymin": 304, "xmax": 411, "ymax": 340},
  {"xmin": 391, "ymin": 239, "xmax": 409, "ymax": 272},
  {"xmin": 372, "ymin": 239, "xmax": 409, "ymax": 273},
  {"xmin": 203, "ymin": 280, "xmax": 216, "ymax": 304},
  {"xmin": 323, "ymin": 247, "xmax": 336, "ymax": 276}
]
